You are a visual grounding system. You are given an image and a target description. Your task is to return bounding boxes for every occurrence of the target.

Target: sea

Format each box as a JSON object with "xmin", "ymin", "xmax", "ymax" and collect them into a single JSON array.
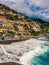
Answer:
[{"xmin": 29, "ymin": 37, "xmax": 49, "ymax": 65}]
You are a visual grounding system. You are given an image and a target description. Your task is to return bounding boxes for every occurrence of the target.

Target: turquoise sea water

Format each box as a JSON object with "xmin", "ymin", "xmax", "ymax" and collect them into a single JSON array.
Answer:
[
  {"xmin": 30, "ymin": 51, "xmax": 49, "ymax": 65},
  {"xmin": 29, "ymin": 37, "xmax": 49, "ymax": 65}
]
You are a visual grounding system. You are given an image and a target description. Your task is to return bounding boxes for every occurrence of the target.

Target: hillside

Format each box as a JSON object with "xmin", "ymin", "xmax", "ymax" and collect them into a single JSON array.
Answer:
[{"xmin": 0, "ymin": 4, "xmax": 49, "ymax": 36}]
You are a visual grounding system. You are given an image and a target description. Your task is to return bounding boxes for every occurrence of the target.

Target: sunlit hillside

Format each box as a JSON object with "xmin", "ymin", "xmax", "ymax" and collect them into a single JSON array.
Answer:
[{"xmin": 0, "ymin": 4, "xmax": 49, "ymax": 36}]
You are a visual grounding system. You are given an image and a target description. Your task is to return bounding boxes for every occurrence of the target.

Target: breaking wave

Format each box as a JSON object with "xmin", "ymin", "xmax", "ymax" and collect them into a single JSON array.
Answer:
[
  {"xmin": 20, "ymin": 37, "xmax": 49, "ymax": 65},
  {"xmin": 29, "ymin": 42, "xmax": 49, "ymax": 65}
]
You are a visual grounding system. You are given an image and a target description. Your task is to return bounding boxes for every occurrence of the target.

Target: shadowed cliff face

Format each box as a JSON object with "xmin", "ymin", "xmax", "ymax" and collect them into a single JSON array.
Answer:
[{"xmin": 0, "ymin": 0, "xmax": 49, "ymax": 22}]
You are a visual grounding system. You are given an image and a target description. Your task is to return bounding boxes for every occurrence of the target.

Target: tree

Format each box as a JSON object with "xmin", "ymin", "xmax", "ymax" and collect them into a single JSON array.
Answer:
[
  {"xmin": 13, "ymin": 23, "xmax": 18, "ymax": 31},
  {"xmin": 7, "ymin": 30, "xmax": 15, "ymax": 37},
  {"xmin": 17, "ymin": 33, "xmax": 21, "ymax": 36},
  {"xmin": 31, "ymin": 29, "xmax": 40, "ymax": 36}
]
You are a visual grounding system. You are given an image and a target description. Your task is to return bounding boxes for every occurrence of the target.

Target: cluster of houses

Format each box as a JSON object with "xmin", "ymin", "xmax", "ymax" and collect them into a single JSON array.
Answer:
[
  {"xmin": 0, "ymin": 16, "xmax": 6, "ymax": 34},
  {"xmin": 0, "ymin": 15, "xmax": 13, "ymax": 36}
]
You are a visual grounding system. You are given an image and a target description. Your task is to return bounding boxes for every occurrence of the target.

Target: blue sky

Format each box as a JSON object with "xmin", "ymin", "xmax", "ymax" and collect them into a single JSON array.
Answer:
[{"xmin": 0, "ymin": 0, "xmax": 49, "ymax": 22}]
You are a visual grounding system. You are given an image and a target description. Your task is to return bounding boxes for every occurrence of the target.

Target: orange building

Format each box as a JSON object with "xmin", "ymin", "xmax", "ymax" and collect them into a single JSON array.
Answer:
[{"xmin": 0, "ymin": 16, "xmax": 6, "ymax": 19}]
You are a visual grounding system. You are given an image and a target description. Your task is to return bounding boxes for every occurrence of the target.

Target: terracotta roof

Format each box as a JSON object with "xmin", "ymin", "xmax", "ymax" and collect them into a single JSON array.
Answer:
[{"xmin": 0, "ymin": 16, "xmax": 6, "ymax": 19}]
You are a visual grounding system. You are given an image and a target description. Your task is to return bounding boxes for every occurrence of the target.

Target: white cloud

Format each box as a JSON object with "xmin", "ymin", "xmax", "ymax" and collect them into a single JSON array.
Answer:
[{"xmin": 0, "ymin": 0, "xmax": 49, "ymax": 22}]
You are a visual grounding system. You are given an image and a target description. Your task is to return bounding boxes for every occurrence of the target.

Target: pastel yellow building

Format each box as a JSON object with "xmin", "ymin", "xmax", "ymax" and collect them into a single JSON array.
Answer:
[
  {"xmin": 2, "ymin": 22, "xmax": 13, "ymax": 28},
  {"xmin": 0, "ymin": 29, "xmax": 4, "ymax": 35}
]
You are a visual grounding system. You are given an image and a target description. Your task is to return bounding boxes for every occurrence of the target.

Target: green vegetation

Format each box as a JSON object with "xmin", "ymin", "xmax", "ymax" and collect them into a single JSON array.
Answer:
[
  {"xmin": 7, "ymin": 30, "xmax": 15, "ymax": 36},
  {"xmin": 0, "ymin": 4, "xmax": 49, "ymax": 36},
  {"xmin": 17, "ymin": 33, "xmax": 21, "ymax": 36},
  {"xmin": 31, "ymin": 29, "xmax": 40, "ymax": 36}
]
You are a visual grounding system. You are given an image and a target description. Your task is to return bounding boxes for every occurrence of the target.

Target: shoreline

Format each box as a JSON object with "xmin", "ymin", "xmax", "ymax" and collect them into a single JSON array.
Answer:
[
  {"xmin": 0, "ymin": 38, "xmax": 30, "ymax": 44},
  {"xmin": 0, "ymin": 36, "xmax": 48, "ymax": 44},
  {"xmin": 0, "ymin": 37, "xmax": 48, "ymax": 45}
]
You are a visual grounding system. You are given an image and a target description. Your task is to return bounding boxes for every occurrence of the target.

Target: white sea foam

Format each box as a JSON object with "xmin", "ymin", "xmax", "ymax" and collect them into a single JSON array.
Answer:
[
  {"xmin": 0, "ymin": 38, "xmax": 47, "ymax": 64},
  {"xmin": 20, "ymin": 39, "xmax": 47, "ymax": 65}
]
